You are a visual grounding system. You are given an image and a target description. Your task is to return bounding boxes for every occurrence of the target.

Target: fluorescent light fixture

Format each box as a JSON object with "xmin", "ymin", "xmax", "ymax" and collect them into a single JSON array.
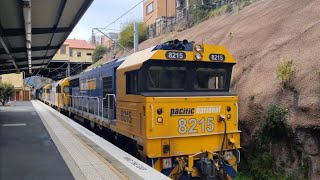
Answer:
[
  {"xmin": 26, "ymin": 33, "xmax": 31, "ymax": 42},
  {"xmin": 27, "ymin": 42, "xmax": 31, "ymax": 49}
]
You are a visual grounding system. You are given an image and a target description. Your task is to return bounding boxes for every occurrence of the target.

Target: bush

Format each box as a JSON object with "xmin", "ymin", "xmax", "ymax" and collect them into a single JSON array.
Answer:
[
  {"xmin": 261, "ymin": 104, "xmax": 290, "ymax": 139},
  {"xmin": 237, "ymin": 104, "xmax": 294, "ymax": 180},
  {"xmin": 209, "ymin": 4, "xmax": 228, "ymax": 18},
  {"xmin": 189, "ymin": 0, "xmax": 213, "ymax": 24},
  {"xmin": 92, "ymin": 45, "xmax": 108, "ymax": 63},
  {"xmin": 277, "ymin": 59, "xmax": 296, "ymax": 88},
  {"xmin": 0, "ymin": 82, "xmax": 15, "ymax": 105},
  {"xmin": 118, "ymin": 22, "xmax": 148, "ymax": 48}
]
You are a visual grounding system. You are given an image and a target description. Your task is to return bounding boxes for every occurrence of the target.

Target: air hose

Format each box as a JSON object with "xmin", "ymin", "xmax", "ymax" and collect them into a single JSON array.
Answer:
[{"xmin": 219, "ymin": 116, "xmax": 240, "ymax": 167}]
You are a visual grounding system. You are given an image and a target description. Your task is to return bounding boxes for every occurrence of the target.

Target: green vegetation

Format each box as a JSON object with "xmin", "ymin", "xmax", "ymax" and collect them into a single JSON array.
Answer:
[
  {"xmin": 208, "ymin": 4, "xmax": 229, "ymax": 18},
  {"xmin": 92, "ymin": 45, "xmax": 108, "ymax": 63},
  {"xmin": 189, "ymin": 0, "xmax": 255, "ymax": 24},
  {"xmin": 209, "ymin": 0, "xmax": 255, "ymax": 18},
  {"xmin": 0, "ymin": 82, "xmax": 15, "ymax": 105},
  {"xmin": 118, "ymin": 22, "xmax": 148, "ymax": 48},
  {"xmin": 238, "ymin": 104, "xmax": 294, "ymax": 180},
  {"xmin": 189, "ymin": 0, "xmax": 213, "ymax": 24},
  {"xmin": 277, "ymin": 59, "xmax": 296, "ymax": 88},
  {"xmin": 261, "ymin": 104, "xmax": 291, "ymax": 139},
  {"xmin": 302, "ymin": 156, "xmax": 310, "ymax": 178}
]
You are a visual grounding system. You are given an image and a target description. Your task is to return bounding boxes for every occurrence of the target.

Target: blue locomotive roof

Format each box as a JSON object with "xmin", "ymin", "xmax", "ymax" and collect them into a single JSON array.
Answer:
[{"xmin": 74, "ymin": 57, "xmax": 127, "ymax": 78}]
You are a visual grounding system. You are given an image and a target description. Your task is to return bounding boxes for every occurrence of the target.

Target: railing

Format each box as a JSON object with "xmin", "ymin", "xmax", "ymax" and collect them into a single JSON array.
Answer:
[
  {"xmin": 69, "ymin": 95, "xmax": 100, "ymax": 118},
  {"xmin": 66, "ymin": 94, "xmax": 117, "ymax": 126},
  {"xmin": 102, "ymin": 94, "xmax": 116, "ymax": 124},
  {"xmin": 150, "ymin": 104, "xmax": 154, "ymax": 131}
]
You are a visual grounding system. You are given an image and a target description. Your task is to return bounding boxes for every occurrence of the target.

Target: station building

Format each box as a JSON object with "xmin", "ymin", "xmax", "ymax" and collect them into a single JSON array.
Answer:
[
  {"xmin": 53, "ymin": 39, "xmax": 96, "ymax": 63},
  {"xmin": 0, "ymin": 73, "xmax": 31, "ymax": 101}
]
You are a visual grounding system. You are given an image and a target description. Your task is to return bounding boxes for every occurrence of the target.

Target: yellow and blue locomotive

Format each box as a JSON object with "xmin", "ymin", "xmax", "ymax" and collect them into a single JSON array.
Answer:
[{"xmin": 39, "ymin": 40, "xmax": 241, "ymax": 179}]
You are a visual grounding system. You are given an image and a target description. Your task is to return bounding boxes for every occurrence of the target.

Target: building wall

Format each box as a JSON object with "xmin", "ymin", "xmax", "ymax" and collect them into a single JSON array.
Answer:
[
  {"xmin": 143, "ymin": 0, "xmax": 176, "ymax": 26},
  {"xmin": 0, "ymin": 73, "xmax": 30, "ymax": 101},
  {"xmin": 0, "ymin": 73, "xmax": 23, "ymax": 89},
  {"xmin": 53, "ymin": 44, "xmax": 94, "ymax": 63}
]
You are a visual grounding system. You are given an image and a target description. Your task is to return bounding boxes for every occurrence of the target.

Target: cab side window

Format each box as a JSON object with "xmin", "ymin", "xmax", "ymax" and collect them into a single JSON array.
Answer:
[{"xmin": 126, "ymin": 71, "xmax": 138, "ymax": 94}]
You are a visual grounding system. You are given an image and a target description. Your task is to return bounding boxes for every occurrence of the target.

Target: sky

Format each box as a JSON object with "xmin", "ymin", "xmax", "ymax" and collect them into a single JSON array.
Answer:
[{"xmin": 68, "ymin": 0, "xmax": 144, "ymax": 40}]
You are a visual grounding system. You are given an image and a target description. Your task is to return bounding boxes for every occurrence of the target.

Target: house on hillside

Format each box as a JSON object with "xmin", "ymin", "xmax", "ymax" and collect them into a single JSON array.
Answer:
[
  {"xmin": 0, "ymin": 73, "xmax": 31, "ymax": 101},
  {"xmin": 53, "ymin": 39, "xmax": 96, "ymax": 63},
  {"xmin": 100, "ymin": 33, "xmax": 119, "ymax": 49},
  {"xmin": 143, "ymin": 0, "xmax": 190, "ymax": 37},
  {"xmin": 144, "ymin": 0, "xmax": 234, "ymax": 38}
]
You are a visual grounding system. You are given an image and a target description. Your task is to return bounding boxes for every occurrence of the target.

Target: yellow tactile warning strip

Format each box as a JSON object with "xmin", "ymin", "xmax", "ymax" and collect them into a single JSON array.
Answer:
[{"xmin": 32, "ymin": 101, "xmax": 126, "ymax": 180}]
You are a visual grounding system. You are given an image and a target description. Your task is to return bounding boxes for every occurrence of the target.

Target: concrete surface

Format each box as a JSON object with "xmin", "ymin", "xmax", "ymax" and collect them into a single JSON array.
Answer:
[{"xmin": 0, "ymin": 101, "xmax": 74, "ymax": 180}]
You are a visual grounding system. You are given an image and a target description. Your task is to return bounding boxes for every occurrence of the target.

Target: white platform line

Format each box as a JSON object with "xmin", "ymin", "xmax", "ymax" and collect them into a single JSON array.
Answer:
[{"xmin": 2, "ymin": 123, "xmax": 27, "ymax": 127}]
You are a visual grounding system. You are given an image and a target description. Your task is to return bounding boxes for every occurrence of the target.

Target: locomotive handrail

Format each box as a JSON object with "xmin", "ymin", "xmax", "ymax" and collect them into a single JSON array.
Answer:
[
  {"xmin": 68, "ymin": 95, "xmax": 100, "ymax": 118},
  {"xmin": 102, "ymin": 94, "xmax": 116, "ymax": 124},
  {"xmin": 235, "ymin": 102, "xmax": 239, "ymax": 125},
  {"xmin": 150, "ymin": 104, "xmax": 154, "ymax": 131}
]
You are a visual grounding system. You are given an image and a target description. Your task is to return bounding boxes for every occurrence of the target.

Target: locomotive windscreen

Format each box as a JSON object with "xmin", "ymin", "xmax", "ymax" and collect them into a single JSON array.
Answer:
[{"xmin": 142, "ymin": 60, "xmax": 233, "ymax": 92}]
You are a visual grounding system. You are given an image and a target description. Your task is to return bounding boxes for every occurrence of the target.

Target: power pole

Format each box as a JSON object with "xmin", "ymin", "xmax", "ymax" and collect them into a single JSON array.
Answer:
[
  {"xmin": 166, "ymin": 0, "xmax": 168, "ymax": 27},
  {"xmin": 134, "ymin": 22, "xmax": 139, "ymax": 53}
]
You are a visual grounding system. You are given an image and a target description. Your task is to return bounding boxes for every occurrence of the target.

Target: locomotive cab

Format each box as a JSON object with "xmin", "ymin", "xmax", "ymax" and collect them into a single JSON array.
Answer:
[{"xmin": 116, "ymin": 40, "xmax": 241, "ymax": 179}]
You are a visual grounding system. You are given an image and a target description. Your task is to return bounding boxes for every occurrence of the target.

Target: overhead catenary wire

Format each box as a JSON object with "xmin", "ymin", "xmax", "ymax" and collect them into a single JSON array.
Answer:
[
  {"xmin": 29, "ymin": 0, "xmax": 144, "ymax": 83},
  {"xmin": 93, "ymin": 0, "xmax": 145, "ymax": 54},
  {"xmin": 99, "ymin": 0, "xmax": 144, "ymax": 30},
  {"xmin": 92, "ymin": 28, "xmax": 130, "ymax": 53}
]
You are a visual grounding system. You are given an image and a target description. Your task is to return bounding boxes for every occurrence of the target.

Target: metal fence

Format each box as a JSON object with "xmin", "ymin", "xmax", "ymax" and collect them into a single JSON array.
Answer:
[
  {"xmin": 147, "ymin": 0, "xmax": 241, "ymax": 38},
  {"xmin": 147, "ymin": 10, "xmax": 190, "ymax": 39}
]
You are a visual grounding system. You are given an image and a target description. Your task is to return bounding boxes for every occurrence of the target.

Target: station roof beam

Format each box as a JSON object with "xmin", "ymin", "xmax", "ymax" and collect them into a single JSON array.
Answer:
[{"xmin": 0, "ymin": 0, "xmax": 94, "ymax": 76}]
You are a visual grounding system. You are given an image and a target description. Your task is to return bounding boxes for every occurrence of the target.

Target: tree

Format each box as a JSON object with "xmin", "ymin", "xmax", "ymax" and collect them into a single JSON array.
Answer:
[
  {"xmin": 92, "ymin": 45, "xmax": 108, "ymax": 63},
  {"xmin": 0, "ymin": 82, "xmax": 15, "ymax": 105},
  {"xmin": 189, "ymin": 0, "xmax": 214, "ymax": 24},
  {"xmin": 118, "ymin": 22, "xmax": 148, "ymax": 48}
]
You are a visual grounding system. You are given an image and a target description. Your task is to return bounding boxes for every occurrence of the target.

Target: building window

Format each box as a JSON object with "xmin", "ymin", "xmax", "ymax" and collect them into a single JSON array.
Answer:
[
  {"xmin": 146, "ymin": 2, "xmax": 154, "ymax": 15},
  {"xmin": 87, "ymin": 53, "xmax": 92, "ymax": 56},
  {"xmin": 69, "ymin": 48, "xmax": 73, "ymax": 57},
  {"xmin": 60, "ymin": 45, "xmax": 66, "ymax": 54},
  {"xmin": 77, "ymin": 52, "xmax": 81, "ymax": 57}
]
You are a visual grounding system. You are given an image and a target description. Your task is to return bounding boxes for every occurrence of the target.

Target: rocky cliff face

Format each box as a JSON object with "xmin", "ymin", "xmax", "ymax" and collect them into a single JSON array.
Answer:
[{"xmin": 99, "ymin": 0, "xmax": 320, "ymax": 178}]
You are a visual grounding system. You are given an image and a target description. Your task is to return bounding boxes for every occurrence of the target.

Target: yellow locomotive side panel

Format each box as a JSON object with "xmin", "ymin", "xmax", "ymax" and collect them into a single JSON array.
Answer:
[
  {"xmin": 55, "ymin": 78, "xmax": 70, "ymax": 111},
  {"xmin": 43, "ymin": 84, "xmax": 50, "ymax": 103},
  {"xmin": 54, "ymin": 79, "xmax": 63, "ymax": 108},
  {"xmin": 115, "ymin": 101, "xmax": 146, "ymax": 138}
]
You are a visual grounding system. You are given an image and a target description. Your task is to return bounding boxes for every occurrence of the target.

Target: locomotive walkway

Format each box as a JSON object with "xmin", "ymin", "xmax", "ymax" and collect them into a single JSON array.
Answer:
[{"xmin": 0, "ymin": 101, "xmax": 169, "ymax": 180}]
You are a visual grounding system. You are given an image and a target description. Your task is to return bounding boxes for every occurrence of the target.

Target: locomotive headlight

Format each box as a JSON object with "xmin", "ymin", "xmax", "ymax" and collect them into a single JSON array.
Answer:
[
  {"xmin": 195, "ymin": 53, "xmax": 202, "ymax": 60},
  {"xmin": 224, "ymin": 152, "xmax": 233, "ymax": 161},
  {"xmin": 195, "ymin": 44, "xmax": 202, "ymax": 52},
  {"xmin": 227, "ymin": 114, "xmax": 231, "ymax": 119},
  {"xmin": 157, "ymin": 117, "xmax": 163, "ymax": 123}
]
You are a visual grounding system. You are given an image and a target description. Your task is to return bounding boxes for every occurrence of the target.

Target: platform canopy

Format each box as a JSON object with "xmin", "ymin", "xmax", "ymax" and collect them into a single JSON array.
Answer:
[
  {"xmin": 0, "ymin": 0, "xmax": 93, "ymax": 77},
  {"xmin": 42, "ymin": 60, "xmax": 91, "ymax": 81}
]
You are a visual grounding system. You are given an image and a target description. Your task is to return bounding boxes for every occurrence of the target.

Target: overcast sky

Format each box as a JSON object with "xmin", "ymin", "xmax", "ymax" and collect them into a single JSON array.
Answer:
[{"xmin": 69, "ymin": 0, "xmax": 143, "ymax": 40}]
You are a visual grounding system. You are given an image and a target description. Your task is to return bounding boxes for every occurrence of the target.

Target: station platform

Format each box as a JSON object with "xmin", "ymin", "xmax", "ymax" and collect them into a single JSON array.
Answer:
[{"xmin": 0, "ymin": 101, "xmax": 169, "ymax": 180}]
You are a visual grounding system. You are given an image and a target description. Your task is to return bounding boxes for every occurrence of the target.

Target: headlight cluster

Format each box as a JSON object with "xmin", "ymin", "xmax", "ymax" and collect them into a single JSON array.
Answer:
[{"xmin": 194, "ymin": 44, "xmax": 203, "ymax": 60}]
